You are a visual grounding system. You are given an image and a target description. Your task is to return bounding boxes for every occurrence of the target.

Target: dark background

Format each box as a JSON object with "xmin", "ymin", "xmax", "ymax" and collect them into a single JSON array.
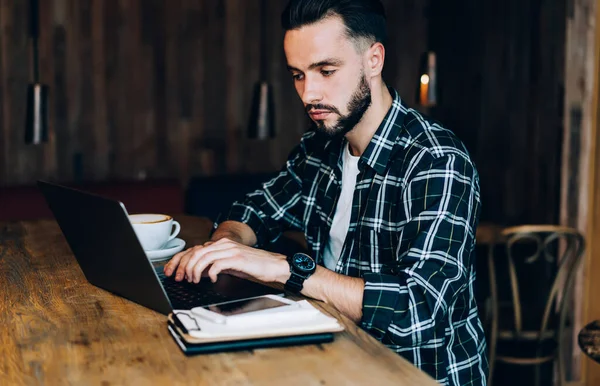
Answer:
[{"xmin": 0, "ymin": 0, "xmax": 566, "ymax": 226}]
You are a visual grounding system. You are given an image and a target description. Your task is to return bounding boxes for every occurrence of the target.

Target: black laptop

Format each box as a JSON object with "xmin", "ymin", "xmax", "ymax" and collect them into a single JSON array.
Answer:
[{"xmin": 37, "ymin": 180, "xmax": 280, "ymax": 315}]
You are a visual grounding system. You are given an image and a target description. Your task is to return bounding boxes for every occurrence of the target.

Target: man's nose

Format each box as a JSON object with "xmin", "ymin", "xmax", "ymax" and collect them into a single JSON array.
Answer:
[{"xmin": 301, "ymin": 76, "xmax": 323, "ymax": 105}]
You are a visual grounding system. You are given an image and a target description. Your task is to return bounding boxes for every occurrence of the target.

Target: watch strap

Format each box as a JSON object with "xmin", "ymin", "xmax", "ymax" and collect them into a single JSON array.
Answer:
[{"xmin": 284, "ymin": 271, "xmax": 305, "ymax": 293}]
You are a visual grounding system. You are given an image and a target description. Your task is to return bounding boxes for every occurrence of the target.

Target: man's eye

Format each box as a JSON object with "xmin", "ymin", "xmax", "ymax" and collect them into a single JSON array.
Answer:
[
  {"xmin": 321, "ymin": 70, "xmax": 336, "ymax": 77},
  {"xmin": 292, "ymin": 73, "xmax": 304, "ymax": 81}
]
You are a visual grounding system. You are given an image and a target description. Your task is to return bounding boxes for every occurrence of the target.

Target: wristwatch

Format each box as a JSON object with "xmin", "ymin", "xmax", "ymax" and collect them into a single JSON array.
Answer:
[{"xmin": 285, "ymin": 252, "xmax": 317, "ymax": 293}]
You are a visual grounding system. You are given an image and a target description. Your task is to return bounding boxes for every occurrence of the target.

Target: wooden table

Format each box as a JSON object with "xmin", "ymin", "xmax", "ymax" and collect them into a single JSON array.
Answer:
[{"xmin": 0, "ymin": 215, "xmax": 438, "ymax": 385}]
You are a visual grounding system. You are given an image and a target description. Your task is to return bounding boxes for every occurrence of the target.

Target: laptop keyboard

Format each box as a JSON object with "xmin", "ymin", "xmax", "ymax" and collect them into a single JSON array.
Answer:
[{"xmin": 155, "ymin": 270, "xmax": 231, "ymax": 309}]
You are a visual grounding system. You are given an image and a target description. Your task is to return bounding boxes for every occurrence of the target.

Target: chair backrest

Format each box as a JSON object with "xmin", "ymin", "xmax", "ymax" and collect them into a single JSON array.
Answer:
[{"xmin": 497, "ymin": 225, "xmax": 585, "ymax": 342}]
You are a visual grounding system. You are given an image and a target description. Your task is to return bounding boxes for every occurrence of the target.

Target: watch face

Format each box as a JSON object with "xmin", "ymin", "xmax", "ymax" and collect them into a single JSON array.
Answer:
[{"xmin": 293, "ymin": 254, "xmax": 316, "ymax": 273}]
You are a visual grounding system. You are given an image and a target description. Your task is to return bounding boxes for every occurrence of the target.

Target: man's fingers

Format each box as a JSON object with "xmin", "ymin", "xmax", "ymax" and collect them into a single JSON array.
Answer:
[
  {"xmin": 166, "ymin": 239, "xmax": 249, "ymax": 283},
  {"xmin": 207, "ymin": 257, "xmax": 240, "ymax": 283},
  {"xmin": 185, "ymin": 243, "xmax": 238, "ymax": 281},
  {"xmin": 164, "ymin": 250, "xmax": 186, "ymax": 276},
  {"xmin": 174, "ymin": 248, "xmax": 198, "ymax": 281},
  {"xmin": 191, "ymin": 248, "xmax": 241, "ymax": 283},
  {"xmin": 184, "ymin": 249, "xmax": 206, "ymax": 282},
  {"xmin": 167, "ymin": 243, "xmax": 210, "ymax": 277}
]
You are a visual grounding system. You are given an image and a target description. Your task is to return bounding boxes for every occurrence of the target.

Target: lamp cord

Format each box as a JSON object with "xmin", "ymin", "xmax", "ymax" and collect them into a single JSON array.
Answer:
[
  {"xmin": 29, "ymin": 0, "xmax": 40, "ymax": 83},
  {"xmin": 259, "ymin": 0, "xmax": 267, "ymax": 81}
]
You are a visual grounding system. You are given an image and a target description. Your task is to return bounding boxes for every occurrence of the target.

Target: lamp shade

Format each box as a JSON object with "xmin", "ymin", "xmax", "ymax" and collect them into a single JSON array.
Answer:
[
  {"xmin": 25, "ymin": 83, "xmax": 49, "ymax": 145},
  {"xmin": 247, "ymin": 81, "xmax": 275, "ymax": 140}
]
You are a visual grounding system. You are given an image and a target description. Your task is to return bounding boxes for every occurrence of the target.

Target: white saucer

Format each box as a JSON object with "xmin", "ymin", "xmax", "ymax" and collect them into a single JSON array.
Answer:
[{"xmin": 145, "ymin": 238, "xmax": 186, "ymax": 261}]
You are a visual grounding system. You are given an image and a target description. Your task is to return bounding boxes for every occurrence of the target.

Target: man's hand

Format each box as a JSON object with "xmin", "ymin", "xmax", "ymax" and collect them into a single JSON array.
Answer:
[{"xmin": 163, "ymin": 238, "xmax": 290, "ymax": 284}]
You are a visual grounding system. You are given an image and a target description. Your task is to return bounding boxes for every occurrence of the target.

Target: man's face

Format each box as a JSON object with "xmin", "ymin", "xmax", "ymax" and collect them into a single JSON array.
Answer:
[{"xmin": 283, "ymin": 16, "xmax": 372, "ymax": 137}]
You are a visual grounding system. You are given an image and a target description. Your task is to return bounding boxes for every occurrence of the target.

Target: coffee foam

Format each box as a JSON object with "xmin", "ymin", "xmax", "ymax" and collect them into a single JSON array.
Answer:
[{"xmin": 129, "ymin": 214, "xmax": 172, "ymax": 224}]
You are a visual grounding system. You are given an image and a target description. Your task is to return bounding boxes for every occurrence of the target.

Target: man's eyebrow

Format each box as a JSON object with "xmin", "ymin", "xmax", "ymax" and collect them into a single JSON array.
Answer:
[{"xmin": 286, "ymin": 58, "xmax": 344, "ymax": 72}]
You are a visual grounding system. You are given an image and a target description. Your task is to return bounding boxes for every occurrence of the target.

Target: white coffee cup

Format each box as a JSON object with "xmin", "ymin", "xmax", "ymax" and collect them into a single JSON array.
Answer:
[{"xmin": 129, "ymin": 214, "xmax": 181, "ymax": 251}]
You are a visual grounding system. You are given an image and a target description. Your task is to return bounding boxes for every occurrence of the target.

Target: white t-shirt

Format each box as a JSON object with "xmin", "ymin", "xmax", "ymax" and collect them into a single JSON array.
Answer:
[{"xmin": 323, "ymin": 143, "xmax": 360, "ymax": 271}]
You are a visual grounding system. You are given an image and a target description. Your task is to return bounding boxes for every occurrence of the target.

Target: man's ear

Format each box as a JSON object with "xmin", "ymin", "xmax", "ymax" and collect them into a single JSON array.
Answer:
[{"xmin": 365, "ymin": 42, "xmax": 385, "ymax": 77}]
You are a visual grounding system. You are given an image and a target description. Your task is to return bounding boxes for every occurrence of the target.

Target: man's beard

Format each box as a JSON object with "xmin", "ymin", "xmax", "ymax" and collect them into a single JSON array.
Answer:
[{"xmin": 306, "ymin": 73, "xmax": 372, "ymax": 138}]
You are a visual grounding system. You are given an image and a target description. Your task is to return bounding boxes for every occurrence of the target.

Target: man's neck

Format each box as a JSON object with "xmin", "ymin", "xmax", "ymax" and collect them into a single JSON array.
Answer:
[{"xmin": 345, "ymin": 84, "xmax": 393, "ymax": 157}]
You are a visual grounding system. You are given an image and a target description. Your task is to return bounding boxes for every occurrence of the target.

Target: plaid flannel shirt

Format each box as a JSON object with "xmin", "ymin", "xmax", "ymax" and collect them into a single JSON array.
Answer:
[{"xmin": 217, "ymin": 88, "xmax": 488, "ymax": 385}]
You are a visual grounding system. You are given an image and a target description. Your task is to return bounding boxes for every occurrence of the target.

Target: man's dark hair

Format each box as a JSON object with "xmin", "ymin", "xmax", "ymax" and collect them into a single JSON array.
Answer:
[{"xmin": 281, "ymin": 0, "xmax": 387, "ymax": 50}]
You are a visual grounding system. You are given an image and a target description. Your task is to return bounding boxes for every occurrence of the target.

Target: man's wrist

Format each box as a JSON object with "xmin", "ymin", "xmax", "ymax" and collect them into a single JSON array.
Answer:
[
  {"xmin": 276, "ymin": 256, "xmax": 292, "ymax": 284},
  {"xmin": 210, "ymin": 221, "xmax": 258, "ymax": 246},
  {"xmin": 210, "ymin": 230, "xmax": 243, "ymax": 244}
]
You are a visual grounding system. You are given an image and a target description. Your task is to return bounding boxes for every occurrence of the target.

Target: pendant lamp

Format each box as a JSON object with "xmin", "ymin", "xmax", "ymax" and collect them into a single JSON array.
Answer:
[
  {"xmin": 247, "ymin": 0, "xmax": 275, "ymax": 140},
  {"xmin": 25, "ymin": 0, "xmax": 49, "ymax": 145}
]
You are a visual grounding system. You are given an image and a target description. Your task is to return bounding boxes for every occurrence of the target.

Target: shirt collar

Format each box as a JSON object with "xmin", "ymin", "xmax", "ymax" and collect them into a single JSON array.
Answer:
[
  {"xmin": 359, "ymin": 87, "xmax": 408, "ymax": 175},
  {"xmin": 322, "ymin": 87, "xmax": 409, "ymax": 175}
]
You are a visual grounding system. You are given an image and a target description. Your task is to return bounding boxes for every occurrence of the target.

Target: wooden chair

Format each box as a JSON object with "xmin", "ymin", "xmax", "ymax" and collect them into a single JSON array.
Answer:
[
  {"xmin": 474, "ymin": 222, "xmax": 503, "ymax": 378},
  {"xmin": 487, "ymin": 225, "xmax": 585, "ymax": 386}
]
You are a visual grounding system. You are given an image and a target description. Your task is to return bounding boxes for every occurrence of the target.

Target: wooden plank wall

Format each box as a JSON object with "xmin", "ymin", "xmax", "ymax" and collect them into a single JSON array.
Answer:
[
  {"xmin": 0, "ymin": 0, "xmax": 426, "ymax": 185},
  {"xmin": 560, "ymin": 0, "xmax": 600, "ymax": 382},
  {"xmin": 0, "ymin": 0, "xmax": 566, "ymax": 226},
  {"xmin": 560, "ymin": 0, "xmax": 598, "ymax": 380},
  {"xmin": 430, "ymin": 0, "xmax": 566, "ymax": 225}
]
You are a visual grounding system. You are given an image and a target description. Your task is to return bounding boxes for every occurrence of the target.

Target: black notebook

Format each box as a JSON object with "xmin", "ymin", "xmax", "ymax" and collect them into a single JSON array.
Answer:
[
  {"xmin": 166, "ymin": 300, "xmax": 344, "ymax": 355},
  {"xmin": 168, "ymin": 321, "xmax": 335, "ymax": 355}
]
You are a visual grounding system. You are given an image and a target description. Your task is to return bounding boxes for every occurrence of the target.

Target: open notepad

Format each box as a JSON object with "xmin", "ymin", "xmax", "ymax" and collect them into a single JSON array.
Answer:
[{"xmin": 168, "ymin": 299, "xmax": 345, "ymax": 354}]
